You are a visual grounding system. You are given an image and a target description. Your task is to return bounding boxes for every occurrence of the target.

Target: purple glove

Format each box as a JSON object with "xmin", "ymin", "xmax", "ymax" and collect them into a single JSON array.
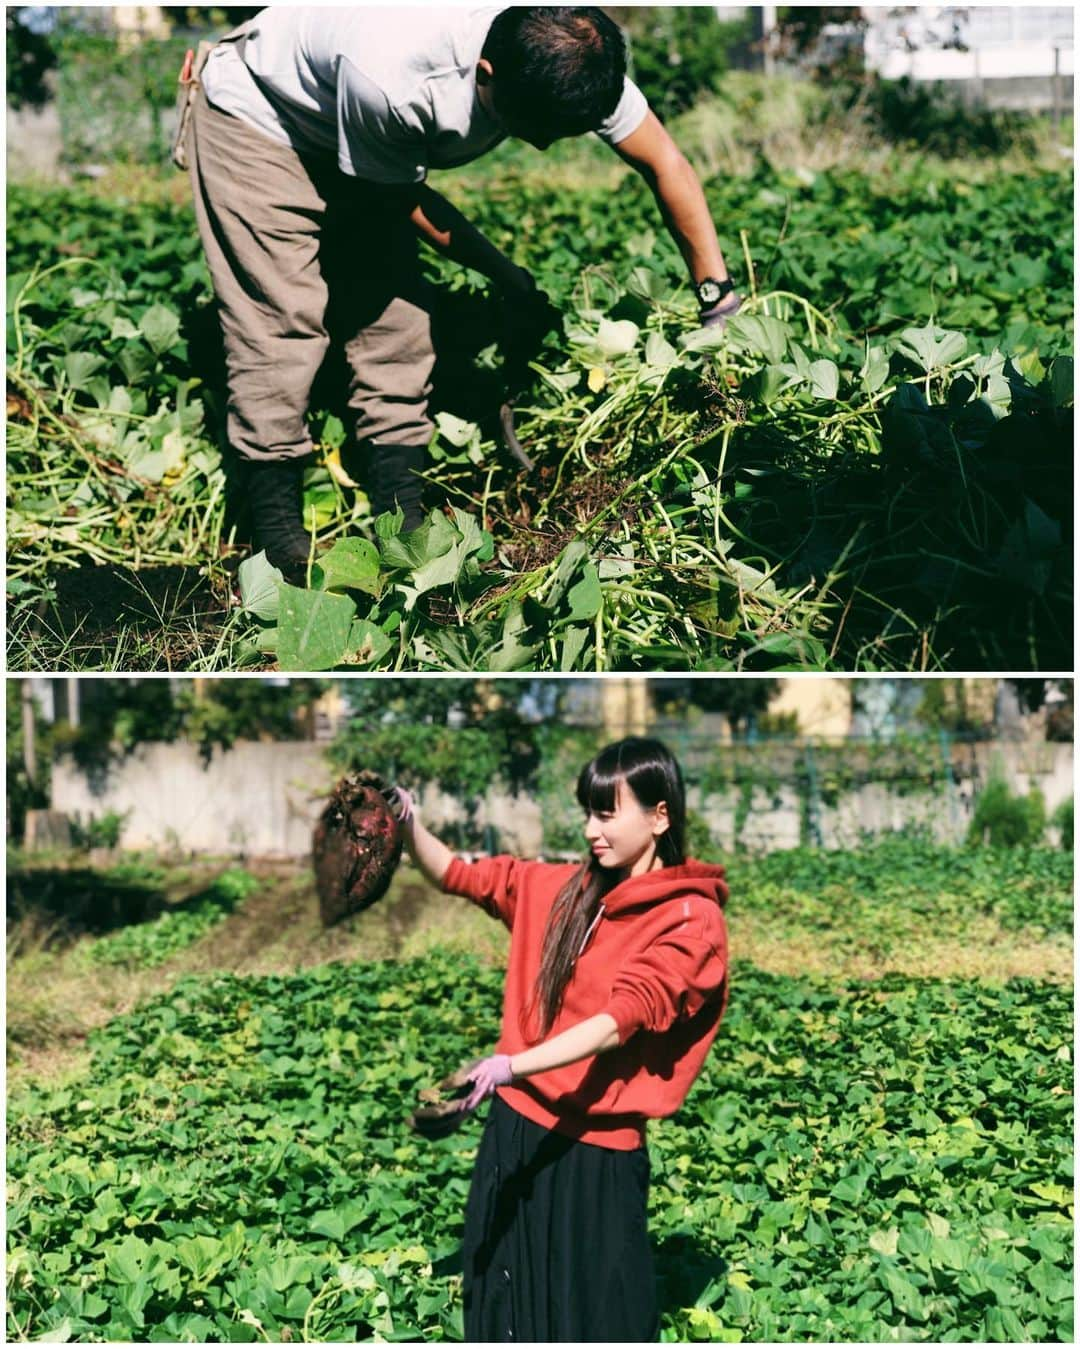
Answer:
[
  {"xmin": 464, "ymin": 1054, "xmax": 515, "ymax": 1111},
  {"xmin": 701, "ymin": 294, "xmax": 743, "ymax": 329},
  {"xmin": 382, "ymin": 785, "xmax": 414, "ymax": 824}
]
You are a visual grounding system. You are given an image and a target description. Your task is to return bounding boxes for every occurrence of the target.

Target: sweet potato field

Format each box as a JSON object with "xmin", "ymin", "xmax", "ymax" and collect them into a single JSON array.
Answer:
[
  {"xmin": 6, "ymin": 152, "xmax": 1073, "ymax": 671},
  {"xmin": 6, "ymin": 841, "xmax": 1074, "ymax": 1342},
  {"xmin": 7, "ymin": 959, "xmax": 1073, "ymax": 1343}
]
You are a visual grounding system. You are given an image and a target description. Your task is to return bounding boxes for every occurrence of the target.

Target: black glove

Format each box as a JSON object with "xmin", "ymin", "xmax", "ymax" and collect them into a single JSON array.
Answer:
[{"xmin": 497, "ymin": 265, "xmax": 561, "ymax": 365}]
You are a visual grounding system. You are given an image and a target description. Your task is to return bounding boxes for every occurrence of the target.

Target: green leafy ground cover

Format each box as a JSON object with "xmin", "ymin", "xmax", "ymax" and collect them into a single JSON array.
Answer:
[
  {"xmin": 725, "ymin": 839, "xmax": 1074, "ymax": 941},
  {"xmin": 80, "ymin": 867, "xmax": 261, "ymax": 970},
  {"xmin": 7, "ymin": 952, "xmax": 1072, "ymax": 1343},
  {"xmin": 6, "ymin": 146, "xmax": 1073, "ymax": 671}
]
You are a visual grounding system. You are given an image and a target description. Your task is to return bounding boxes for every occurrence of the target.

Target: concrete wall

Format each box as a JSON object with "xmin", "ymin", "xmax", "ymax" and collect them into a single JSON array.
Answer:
[
  {"xmin": 47, "ymin": 742, "xmax": 547, "ymax": 859},
  {"xmin": 7, "ymin": 100, "xmax": 64, "ymax": 179},
  {"xmin": 958, "ymin": 740, "xmax": 1074, "ymax": 815},
  {"xmin": 50, "ymin": 742, "xmax": 334, "ymax": 858},
  {"xmin": 690, "ymin": 778, "xmax": 959, "ymax": 853},
  {"xmin": 45, "ymin": 739, "xmax": 1073, "ymax": 859}
]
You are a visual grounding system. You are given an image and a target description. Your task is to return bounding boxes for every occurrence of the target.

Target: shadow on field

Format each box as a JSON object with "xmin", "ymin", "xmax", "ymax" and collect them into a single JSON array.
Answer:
[
  {"xmin": 430, "ymin": 287, "xmax": 516, "ymax": 431},
  {"xmin": 25, "ymin": 562, "xmax": 230, "ymax": 672},
  {"xmin": 309, "ymin": 283, "xmax": 516, "ymax": 450},
  {"xmin": 7, "ymin": 867, "xmax": 167, "ymax": 950},
  {"xmin": 688, "ymin": 384, "xmax": 1073, "ymax": 669},
  {"xmin": 654, "ymin": 1230, "xmax": 729, "ymax": 1320},
  {"xmin": 6, "ymin": 865, "xmax": 244, "ymax": 953}
]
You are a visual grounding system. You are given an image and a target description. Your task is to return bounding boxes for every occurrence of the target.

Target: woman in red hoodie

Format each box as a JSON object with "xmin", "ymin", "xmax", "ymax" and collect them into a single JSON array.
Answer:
[{"xmin": 393, "ymin": 736, "xmax": 729, "ymax": 1343}]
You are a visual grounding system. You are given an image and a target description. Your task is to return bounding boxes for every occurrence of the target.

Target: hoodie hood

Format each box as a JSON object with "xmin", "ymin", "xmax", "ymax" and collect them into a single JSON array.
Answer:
[{"xmin": 601, "ymin": 857, "xmax": 728, "ymax": 915}]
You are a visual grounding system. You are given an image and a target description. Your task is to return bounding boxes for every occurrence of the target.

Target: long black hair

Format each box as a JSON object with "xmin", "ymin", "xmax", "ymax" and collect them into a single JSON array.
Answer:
[{"xmin": 523, "ymin": 738, "xmax": 687, "ymax": 1041}]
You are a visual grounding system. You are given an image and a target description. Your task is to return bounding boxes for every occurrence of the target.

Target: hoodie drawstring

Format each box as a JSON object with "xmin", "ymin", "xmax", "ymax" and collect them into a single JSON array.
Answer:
[{"xmin": 577, "ymin": 903, "xmax": 606, "ymax": 959}]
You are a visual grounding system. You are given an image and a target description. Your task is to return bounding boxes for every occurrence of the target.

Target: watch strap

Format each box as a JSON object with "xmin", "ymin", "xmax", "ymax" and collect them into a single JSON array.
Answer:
[{"xmin": 697, "ymin": 276, "xmax": 736, "ymax": 307}]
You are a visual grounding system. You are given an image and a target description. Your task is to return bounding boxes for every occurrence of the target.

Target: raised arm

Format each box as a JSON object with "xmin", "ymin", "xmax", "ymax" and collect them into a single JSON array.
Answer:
[
  {"xmin": 393, "ymin": 791, "xmax": 520, "ymax": 930},
  {"xmin": 399, "ymin": 807, "xmax": 455, "ymax": 890}
]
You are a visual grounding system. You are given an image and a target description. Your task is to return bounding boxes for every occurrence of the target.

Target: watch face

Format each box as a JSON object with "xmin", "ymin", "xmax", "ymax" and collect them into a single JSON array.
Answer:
[{"xmin": 697, "ymin": 279, "xmax": 722, "ymax": 306}]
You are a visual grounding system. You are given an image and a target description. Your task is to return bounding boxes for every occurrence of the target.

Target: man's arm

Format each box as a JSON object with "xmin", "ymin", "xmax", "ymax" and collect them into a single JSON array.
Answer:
[
  {"xmin": 393, "ymin": 183, "xmax": 533, "ymax": 295},
  {"xmin": 611, "ymin": 110, "xmax": 736, "ymax": 296}
]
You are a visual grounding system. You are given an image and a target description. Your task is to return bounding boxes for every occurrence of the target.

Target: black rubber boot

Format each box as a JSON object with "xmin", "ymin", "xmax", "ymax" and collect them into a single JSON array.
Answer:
[
  {"xmin": 246, "ymin": 458, "xmax": 312, "ymax": 585},
  {"xmin": 366, "ymin": 443, "xmax": 429, "ymax": 533}
]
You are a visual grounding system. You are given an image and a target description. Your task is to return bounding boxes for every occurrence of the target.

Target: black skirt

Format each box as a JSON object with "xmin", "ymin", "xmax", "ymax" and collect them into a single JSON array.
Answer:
[{"xmin": 462, "ymin": 1094, "xmax": 658, "ymax": 1343}]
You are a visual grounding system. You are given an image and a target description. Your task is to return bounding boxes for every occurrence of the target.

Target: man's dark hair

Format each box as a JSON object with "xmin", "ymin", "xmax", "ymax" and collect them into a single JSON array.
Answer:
[{"xmin": 482, "ymin": 8, "xmax": 627, "ymax": 138}]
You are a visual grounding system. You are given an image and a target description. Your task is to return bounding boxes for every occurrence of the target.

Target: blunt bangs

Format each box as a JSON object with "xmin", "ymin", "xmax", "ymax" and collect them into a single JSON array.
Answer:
[
  {"xmin": 576, "ymin": 738, "xmax": 687, "ymax": 865},
  {"xmin": 576, "ymin": 752, "xmax": 622, "ymax": 815}
]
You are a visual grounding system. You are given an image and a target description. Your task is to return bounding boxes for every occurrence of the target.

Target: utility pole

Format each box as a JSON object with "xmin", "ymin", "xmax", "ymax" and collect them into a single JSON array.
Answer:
[
  {"xmin": 21, "ymin": 680, "xmax": 36, "ymax": 790},
  {"xmin": 762, "ymin": 4, "xmax": 778, "ymax": 76},
  {"xmin": 1052, "ymin": 45, "xmax": 1062, "ymax": 133}
]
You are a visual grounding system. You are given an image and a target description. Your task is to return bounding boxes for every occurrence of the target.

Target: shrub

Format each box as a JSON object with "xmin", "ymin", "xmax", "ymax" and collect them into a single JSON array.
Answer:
[
  {"xmin": 1051, "ymin": 797, "xmax": 1073, "ymax": 851},
  {"xmin": 756, "ymin": 711, "xmax": 800, "ymax": 737},
  {"xmin": 621, "ymin": 8, "xmax": 753, "ymax": 120},
  {"xmin": 70, "ymin": 809, "xmax": 130, "ymax": 851},
  {"xmin": 6, "ymin": 8, "xmax": 58, "ymax": 110},
  {"xmin": 684, "ymin": 807, "xmax": 716, "ymax": 861},
  {"xmin": 53, "ymin": 31, "xmax": 190, "ymax": 166},
  {"xmin": 968, "ymin": 773, "xmax": 1046, "ymax": 848},
  {"xmin": 824, "ymin": 72, "xmax": 1039, "ymax": 157}
]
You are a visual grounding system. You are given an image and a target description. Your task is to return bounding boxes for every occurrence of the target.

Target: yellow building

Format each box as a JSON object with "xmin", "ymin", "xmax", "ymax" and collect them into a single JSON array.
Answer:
[
  {"xmin": 111, "ymin": 7, "xmax": 172, "ymax": 43},
  {"xmin": 600, "ymin": 679, "xmax": 650, "ymax": 738},
  {"xmin": 767, "ymin": 679, "xmax": 853, "ymax": 737}
]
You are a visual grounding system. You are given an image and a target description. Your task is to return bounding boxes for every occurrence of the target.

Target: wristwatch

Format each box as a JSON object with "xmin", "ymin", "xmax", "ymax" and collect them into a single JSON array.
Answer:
[{"xmin": 694, "ymin": 276, "xmax": 736, "ymax": 308}]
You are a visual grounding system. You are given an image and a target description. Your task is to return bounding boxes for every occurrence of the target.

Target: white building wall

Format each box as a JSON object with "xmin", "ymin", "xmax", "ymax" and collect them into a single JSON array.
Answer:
[{"xmin": 863, "ymin": 6, "xmax": 1073, "ymax": 80}]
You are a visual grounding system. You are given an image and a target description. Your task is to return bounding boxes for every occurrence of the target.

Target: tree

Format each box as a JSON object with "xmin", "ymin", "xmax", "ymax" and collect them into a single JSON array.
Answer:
[
  {"xmin": 914, "ymin": 680, "xmax": 993, "ymax": 736},
  {"xmin": 6, "ymin": 8, "xmax": 58, "ymax": 109},
  {"xmin": 607, "ymin": 7, "xmax": 753, "ymax": 119},
  {"xmin": 7, "ymin": 682, "xmax": 50, "ymax": 840},
  {"xmin": 1006, "ymin": 679, "xmax": 1073, "ymax": 743},
  {"xmin": 650, "ymin": 679, "xmax": 778, "ymax": 736},
  {"xmin": 330, "ymin": 679, "xmax": 564, "ymax": 799},
  {"xmin": 774, "ymin": 6, "xmax": 867, "ymax": 73},
  {"xmin": 174, "ymin": 679, "xmax": 328, "ymax": 759},
  {"xmin": 52, "ymin": 678, "xmax": 328, "ymax": 773},
  {"xmin": 160, "ymin": 7, "xmax": 261, "ymax": 32}
]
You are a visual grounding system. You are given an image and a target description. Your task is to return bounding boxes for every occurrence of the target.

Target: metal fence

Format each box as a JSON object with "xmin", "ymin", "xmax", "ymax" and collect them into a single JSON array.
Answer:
[{"xmin": 531, "ymin": 725, "xmax": 1071, "ymax": 855}]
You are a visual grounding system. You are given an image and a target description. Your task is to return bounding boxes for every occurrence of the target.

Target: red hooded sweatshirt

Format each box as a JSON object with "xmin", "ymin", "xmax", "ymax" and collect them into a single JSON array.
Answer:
[{"xmin": 442, "ymin": 854, "xmax": 729, "ymax": 1150}]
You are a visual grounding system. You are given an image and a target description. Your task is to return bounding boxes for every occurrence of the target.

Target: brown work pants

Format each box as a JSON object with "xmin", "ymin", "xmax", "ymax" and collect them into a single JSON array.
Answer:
[{"xmin": 187, "ymin": 87, "xmax": 436, "ymax": 461}]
